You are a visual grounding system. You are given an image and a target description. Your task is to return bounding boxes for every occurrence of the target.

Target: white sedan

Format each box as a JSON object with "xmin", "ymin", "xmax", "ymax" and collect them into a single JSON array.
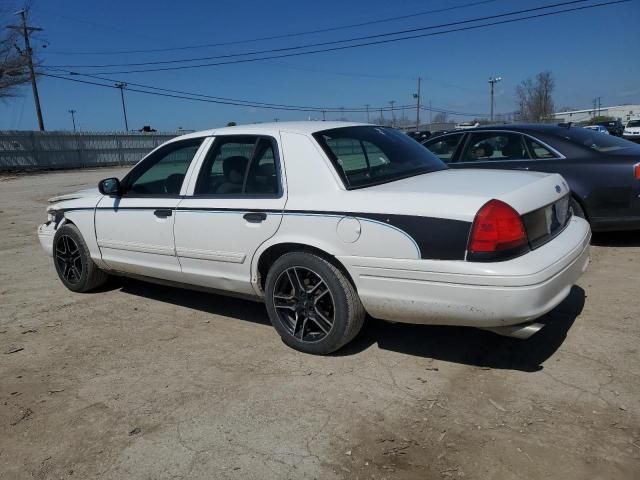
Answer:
[{"xmin": 38, "ymin": 122, "xmax": 590, "ymax": 354}]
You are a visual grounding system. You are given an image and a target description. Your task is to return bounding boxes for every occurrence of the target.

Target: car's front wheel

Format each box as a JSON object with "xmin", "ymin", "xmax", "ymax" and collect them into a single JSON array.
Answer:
[
  {"xmin": 264, "ymin": 252, "xmax": 365, "ymax": 354},
  {"xmin": 53, "ymin": 223, "xmax": 109, "ymax": 292}
]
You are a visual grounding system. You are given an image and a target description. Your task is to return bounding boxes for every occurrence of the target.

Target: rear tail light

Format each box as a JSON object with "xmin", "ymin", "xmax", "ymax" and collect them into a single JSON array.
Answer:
[
  {"xmin": 634, "ymin": 163, "xmax": 640, "ymax": 180},
  {"xmin": 467, "ymin": 199, "xmax": 529, "ymax": 261}
]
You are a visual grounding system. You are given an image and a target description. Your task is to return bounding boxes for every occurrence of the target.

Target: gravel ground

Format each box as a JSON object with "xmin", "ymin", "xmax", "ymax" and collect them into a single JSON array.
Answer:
[{"xmin": 1, "ymin": 168, "xmax": 639, "ymax": 480}]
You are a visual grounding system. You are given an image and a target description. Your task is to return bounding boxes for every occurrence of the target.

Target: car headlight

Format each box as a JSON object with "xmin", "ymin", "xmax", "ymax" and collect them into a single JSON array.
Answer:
[{"xmin": 47, "ymin": 210, "xmax": 63, "ymax": 225}]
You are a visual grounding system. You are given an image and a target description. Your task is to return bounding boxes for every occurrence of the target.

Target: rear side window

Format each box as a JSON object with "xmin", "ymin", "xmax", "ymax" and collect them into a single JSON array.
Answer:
[
  {"xmin": 313, "ymin": 126, "xmax": 446, "ymax": 189},
  {"xmin": 460, "ymin": 132, "xmax": 529, "ymax": 162},
  {"xmin": 524, "ymin": 137, "xmax": 558, "ymax": 159},
  {"xmin": 423, "ymin": 133, "xmax": 463, "ymax": 162},
  {"xmin": 194, "ymin": 136, "xmax": 280, "ymax": 196}
]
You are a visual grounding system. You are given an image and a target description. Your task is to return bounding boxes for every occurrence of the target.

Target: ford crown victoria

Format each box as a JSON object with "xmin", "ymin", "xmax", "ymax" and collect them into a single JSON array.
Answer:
[{"xmin": 38, "ymin": 122, "xmax": 590, "ymax": 354}]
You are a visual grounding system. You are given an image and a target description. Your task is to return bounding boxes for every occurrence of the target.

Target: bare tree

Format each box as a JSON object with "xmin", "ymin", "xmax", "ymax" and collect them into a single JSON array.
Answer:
[
  {"xmin": 0, "ymin": 30, "xmax": 31, "ymax": 98},
  {"xmin": 433, "ymin": 112, "xmax": 448, "ymax": 123},
  {"xmin": 1, "ymin": 2, "xmax": 34, "ymax": 99},
  {"xmin": 515, "ymin": 71, "xmax": 555, "ymax": 122}
]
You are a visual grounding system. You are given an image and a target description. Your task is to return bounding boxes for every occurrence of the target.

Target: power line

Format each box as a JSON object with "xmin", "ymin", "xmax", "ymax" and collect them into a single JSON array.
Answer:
[
  {"xmin": 45, "ymin": 0, "xmax": 629, "ymax": 75},
  {"xmin": 41, "ymin": 72, "xmax": 489, "ymax": 117},
  {"xmin": 46, "ymin": 0, "xmax": 594, "ymax": 69},
  {"xmin": 42, "ymin": 68, "xmax": 416, "ymax": 112},
  {"xmin": 45, "ymin": 0, "xmax": 501, "ymax": 56},
  {"xmin": 40, "ymin": 73, "xmax": 409, "ymax": 113}
]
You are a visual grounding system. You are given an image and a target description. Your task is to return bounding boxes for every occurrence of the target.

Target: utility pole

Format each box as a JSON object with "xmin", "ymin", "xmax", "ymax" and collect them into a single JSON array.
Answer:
[
  {"xmin": 68, "ymin": 109, "xmax": 77, "ymax": 132},
  {"xmin": 488, "ymin": 76, "xmax": 502, "ymax": 123},
  {"xmin": 365, "ymin": 104, "xmax": 370, "ymax": 123},
  {"xmin": 380, "ymin": 108, "xmax": 384, "ymax": 125},
  {"xmin": 114, "ymin": 83, "xmax": 129, "ymax": 131},
  {"xmin": 429, "ymin": 100, "xmax": 433, "ymax": 124},
  {"xmin": 389, "ymin": 100, "xmax": 396, "ymax": 127},
  {"xmin": 413, "ymin": 77, "xmax": 421, "ymax": 131},
  {"xmin": 597, "ymin": 96, "xmax": 602, "ymax": 116},
  {"xmin": 9, "ymin": 10, "xmax": 44, "ymax": 131},
  {"xmin": 322, "ymin": 110, "xmax": 326, "ymax": 121}
]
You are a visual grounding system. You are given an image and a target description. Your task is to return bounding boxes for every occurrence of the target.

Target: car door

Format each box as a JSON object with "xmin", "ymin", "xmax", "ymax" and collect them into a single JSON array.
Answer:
[
  {"xmin": 174, "ymin": 135, "xmax": 286, "ymax": 295},
  {"xmin": 95, "ymin": 138, "xmax": 206, "ymax": 281}
]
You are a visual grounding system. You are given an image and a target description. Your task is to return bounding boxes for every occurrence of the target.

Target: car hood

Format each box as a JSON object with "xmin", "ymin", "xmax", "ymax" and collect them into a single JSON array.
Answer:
[{"xmin": 48, "ymin": 187, "xmax": 101, "ymax": 204}]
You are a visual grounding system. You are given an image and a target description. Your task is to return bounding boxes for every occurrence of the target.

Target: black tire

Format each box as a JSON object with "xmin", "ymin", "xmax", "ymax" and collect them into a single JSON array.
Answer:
[
  {"xmin": 570, "ymin": 197, "xmax": 586, "ymax": 219},
  {"xmin": 53, "ymin": 223, "xmax": 109, "ymax": 293},
  {"xmin": 264, "ymin": 252, "xmax": 365, "ymax": 354}
]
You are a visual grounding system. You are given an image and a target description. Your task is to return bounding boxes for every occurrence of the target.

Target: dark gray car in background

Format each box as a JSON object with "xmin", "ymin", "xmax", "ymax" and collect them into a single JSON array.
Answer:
[{"xmin": 422, "ymin": 124, "xmax": 640, "ymax": 232}]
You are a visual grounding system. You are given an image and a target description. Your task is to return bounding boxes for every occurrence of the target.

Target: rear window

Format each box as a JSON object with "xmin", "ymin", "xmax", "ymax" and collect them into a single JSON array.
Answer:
[
  {"xmin": 313, "ymin": 126, "xmax": 446, "ymax": 189},
  {"xmin": 555, "ymin": 127, "xmax": 635, "ymax": 153}
]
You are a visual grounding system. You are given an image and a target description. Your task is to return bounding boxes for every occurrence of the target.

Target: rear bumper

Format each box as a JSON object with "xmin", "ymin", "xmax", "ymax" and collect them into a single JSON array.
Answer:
[{"xmin": 339, "ymin": 216, "xmax": 591, "ymax": 328}]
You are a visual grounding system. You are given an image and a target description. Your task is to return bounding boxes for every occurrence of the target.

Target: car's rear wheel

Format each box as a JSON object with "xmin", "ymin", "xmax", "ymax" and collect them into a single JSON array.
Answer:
[
  {"xmin": 264, "ymin": 252, "xmax": 365, "ymax": 354},
  {"xmin": 53, "ymin": 224, "xmax": 109, "ymax": 292}
]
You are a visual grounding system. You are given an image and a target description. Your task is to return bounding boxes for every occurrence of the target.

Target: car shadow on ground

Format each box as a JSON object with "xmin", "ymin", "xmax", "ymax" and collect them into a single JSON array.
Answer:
[
  {"xmin": 118, "ymin": 278, "xmax": 271, "ymax": 326},
  {"xmin": 338, "ymin": 286, "xmax": 586, "ymax": 372},
  {"xmin": 591, "ymin": 230, "xmax": 640, "ymax": 247},
  {"xmin": 114, "ymin": 278, "xmax": 584, "ymax": 372}
]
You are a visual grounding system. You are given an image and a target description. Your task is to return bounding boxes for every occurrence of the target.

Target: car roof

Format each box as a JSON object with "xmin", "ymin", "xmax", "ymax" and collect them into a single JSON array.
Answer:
[
  {"xmin": 426, "ymin": 123, "xmax": 592, "ymax": 139},
  {"xmin": 173, "ymin": 121, "xmax": 370, "ymax": 141}
]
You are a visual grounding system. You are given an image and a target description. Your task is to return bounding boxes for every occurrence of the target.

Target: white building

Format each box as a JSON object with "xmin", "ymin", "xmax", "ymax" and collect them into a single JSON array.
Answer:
[{"xmin": 551, "ymin": 104, "xmax": 640, "ymax": 124}]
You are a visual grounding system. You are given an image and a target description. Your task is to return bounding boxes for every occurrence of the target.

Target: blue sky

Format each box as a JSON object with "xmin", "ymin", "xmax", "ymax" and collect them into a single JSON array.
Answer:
[{"xmin": 1, "ymin": 0, "xmax": 639, "ymax": 131}]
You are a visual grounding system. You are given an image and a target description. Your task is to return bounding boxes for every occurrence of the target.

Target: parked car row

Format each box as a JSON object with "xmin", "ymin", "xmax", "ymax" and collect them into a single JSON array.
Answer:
[{"xmin": 595, "ymin": 119, "xmax": 625, "ymax": 136}]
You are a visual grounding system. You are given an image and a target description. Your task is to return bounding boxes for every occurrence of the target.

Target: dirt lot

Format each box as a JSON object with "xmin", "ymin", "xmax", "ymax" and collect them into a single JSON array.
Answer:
[{"xmin": 1, "ymin": 167, "xmax": 639, "ymax": 479}]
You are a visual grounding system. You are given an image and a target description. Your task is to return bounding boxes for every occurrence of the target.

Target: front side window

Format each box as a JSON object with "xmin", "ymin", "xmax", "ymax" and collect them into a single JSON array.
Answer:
[
  {"xmin": 194, "ymin": 136, "xmax": 280, "ymax": 195},
  {"xmin": 423, "ymin": 133, "xmax": 464, "ymax": 162},
  {"xmin": 313, "ymin": 126, "xmax": 446, "ymax": 189},
  {"xmin": 125, "ymin": 139, "xmax": 203, "ymax": 195},
  {"xmin": 460, "ymin": 132, "xmax": 529, "ymax": 162}
]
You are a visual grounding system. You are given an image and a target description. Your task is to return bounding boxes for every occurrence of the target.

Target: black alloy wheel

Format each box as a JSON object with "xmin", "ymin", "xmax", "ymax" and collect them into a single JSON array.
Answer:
[
  {"xmin": 55, "ymin": 234, "xmax": 83, "ymax": 285},
  {"xmin": 272, "ymin": 266, "xmax": 335, "ymax": 342}
]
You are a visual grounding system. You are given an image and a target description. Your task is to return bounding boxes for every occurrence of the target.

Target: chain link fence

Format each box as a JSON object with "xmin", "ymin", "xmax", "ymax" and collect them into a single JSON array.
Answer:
[{"xmin": 0, "ymin": 131, "xmax": 180, "ymax": 171}]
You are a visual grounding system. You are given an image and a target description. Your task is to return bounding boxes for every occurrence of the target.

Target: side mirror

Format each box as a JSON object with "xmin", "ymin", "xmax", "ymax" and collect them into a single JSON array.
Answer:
[{"xmin": 98, "ymin": 177, "xmax": 121, "ymax": 196}]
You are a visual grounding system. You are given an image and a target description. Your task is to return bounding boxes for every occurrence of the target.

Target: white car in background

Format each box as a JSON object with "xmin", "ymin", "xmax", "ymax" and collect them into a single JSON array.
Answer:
[
  {"xmin": 583, "ymin": 125, "xmax": 610, "ymax": 135},
  {"xmin": 623, "ymin": 119, "xmax": 640, "ymax": 141},
  {"xmin": 38, "ymin": 122, "xmax": 590, "ymax": 354}
]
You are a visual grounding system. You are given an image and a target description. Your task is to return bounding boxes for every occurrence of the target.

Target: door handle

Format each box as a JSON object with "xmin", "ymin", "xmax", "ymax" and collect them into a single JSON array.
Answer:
[
  {"xmin": 154, "ymin": 209, "xmax": 173, "ymax": 218},
  {"xmin": 243, "ymin": 212, "xmax": 267, "ymax": 223}
]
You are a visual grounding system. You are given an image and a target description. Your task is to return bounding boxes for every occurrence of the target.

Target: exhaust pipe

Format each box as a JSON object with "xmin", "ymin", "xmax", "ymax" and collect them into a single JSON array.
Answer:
[{"xmin": 482, "ymin": 322, "xmax": 544, "ymax": 339}]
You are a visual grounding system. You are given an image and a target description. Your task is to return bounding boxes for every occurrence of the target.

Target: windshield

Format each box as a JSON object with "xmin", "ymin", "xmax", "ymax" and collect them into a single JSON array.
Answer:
[
  {"xmin": 627, "ymin": 120, "xmax": 640, "ymax": 127},
  {"xmin": 555, "ymin": 127, "xmax": 635, "ymax": 153},
  {"xmin": 313, "ymin": 126, "xmax": 447, "ymax": 189}
]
